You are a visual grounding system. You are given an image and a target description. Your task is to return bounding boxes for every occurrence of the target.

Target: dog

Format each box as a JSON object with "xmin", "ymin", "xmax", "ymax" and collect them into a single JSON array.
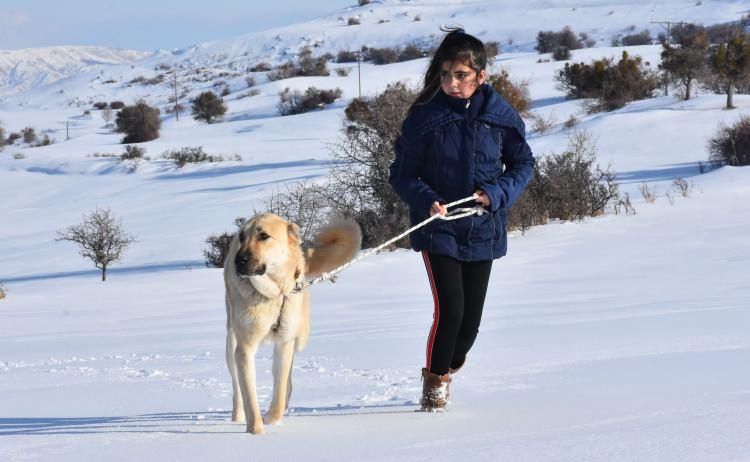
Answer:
[{"xmin": 224, "ymin": 213, "xmax": 361, "ymax": 434}]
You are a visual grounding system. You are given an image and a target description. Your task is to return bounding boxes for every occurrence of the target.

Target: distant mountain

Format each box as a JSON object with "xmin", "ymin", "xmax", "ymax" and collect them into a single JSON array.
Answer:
[{"xmin": 0, "ymin": 46, "xmax": 152, "ymax": 96}]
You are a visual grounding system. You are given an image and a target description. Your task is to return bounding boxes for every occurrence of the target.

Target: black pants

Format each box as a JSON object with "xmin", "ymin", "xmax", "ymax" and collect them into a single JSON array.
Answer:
[{"xmin": 421, "ymin": 251, "xmax": 493, "ymax": 375}]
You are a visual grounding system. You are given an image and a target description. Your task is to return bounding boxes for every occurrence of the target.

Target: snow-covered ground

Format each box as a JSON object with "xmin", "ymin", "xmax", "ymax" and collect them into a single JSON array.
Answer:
[{"xmin": 2, "ymin": 1, "xmax": 750, "ymax": 460}]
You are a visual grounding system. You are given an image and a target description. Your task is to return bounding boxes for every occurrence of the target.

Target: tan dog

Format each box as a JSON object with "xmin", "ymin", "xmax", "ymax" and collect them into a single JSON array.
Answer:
[{"xmin": 224, "ymin": 213, "xmax": 361, "ymax": 434}]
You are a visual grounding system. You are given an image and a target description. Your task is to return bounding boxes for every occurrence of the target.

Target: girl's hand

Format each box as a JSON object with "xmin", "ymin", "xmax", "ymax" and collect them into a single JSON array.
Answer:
[
  {"xmin": 474, "ymin": 190, "xmax": 491, "ymax": 208},
  {"xmin": 430, "ymin": 201, "xmax": 448, "ymax": 217}
]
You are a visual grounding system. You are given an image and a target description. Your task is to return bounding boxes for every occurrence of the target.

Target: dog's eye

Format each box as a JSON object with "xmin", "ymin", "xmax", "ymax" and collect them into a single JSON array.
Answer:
[{"xmin": 258, "ymin": 232, "xmax": 270, "ymax": 241}]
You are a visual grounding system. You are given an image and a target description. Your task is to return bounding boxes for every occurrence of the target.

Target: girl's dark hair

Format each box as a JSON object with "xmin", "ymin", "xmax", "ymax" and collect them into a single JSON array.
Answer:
[{"xmin": 409, "ymin": 27, "xmax": 487, "ymax": 113}]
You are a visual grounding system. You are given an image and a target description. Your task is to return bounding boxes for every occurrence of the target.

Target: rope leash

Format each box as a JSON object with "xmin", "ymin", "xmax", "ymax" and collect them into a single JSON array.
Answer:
[{"xmin": 292, "ymin": 194, "xmax": 483, "ymax": 293}]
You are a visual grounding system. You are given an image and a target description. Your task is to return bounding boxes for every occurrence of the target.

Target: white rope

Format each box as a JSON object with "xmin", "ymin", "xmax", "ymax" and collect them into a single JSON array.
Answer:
[{"xmin": 293, "ymin": 194, "xmax": 483, "ymax": 293}]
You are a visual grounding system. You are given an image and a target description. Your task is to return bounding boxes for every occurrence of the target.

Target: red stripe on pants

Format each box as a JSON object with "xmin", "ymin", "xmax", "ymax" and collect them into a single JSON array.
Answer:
[{"xmin": 422, "ymin": 251, "xmax": 440, "ymax": 371}]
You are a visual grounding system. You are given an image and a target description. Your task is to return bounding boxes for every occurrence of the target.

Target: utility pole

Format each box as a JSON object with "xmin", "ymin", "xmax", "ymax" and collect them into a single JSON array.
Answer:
[
  {"xmin": 58, "ymin": 121, "xmax": 73, "ymax": 141},
  {"xmin": 172, "ymin": 69, "xmax": 180, "ymax": 121},
  {"xmin": 355, "ymin": 50, "xmax": 362, "ymax": 99},
  {"xmin": 651, "ymin": 20, "xmax": 691, "ymax": 96}
]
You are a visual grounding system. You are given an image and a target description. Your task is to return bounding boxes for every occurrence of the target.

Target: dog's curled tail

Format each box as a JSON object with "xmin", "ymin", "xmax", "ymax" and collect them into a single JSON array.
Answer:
[{"xmin": 304, "ymin": 217, "xmax": 362, "ymax": 279}]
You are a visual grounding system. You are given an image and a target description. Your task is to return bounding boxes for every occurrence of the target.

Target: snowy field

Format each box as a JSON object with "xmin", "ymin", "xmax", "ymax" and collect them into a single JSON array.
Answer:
[{"xmin": 2, "ymin": 1, "xmax": 750, "ymax": 460}]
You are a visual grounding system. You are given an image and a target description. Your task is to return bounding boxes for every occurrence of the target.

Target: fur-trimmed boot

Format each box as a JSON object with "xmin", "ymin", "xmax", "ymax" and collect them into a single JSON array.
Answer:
[{"xmin": 420, "ymin": 368, "xmax": 451, "ymax": 412}]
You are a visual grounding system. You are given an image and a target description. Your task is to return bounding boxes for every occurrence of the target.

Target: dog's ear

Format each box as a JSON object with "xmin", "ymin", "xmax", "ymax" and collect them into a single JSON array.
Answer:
[{"xmin": 287, "ymin": 222, "xmax": 301, "ymax": 241}]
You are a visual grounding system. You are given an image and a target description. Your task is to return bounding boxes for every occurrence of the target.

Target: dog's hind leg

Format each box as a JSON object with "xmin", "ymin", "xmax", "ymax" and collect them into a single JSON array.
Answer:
[
  {"xmin": 235, "ymin": 338, "xmax": 265, "ymax": 434},
  {"xmin": 263, "ymin": 339, "xmax": 295, "ymax": 425},
  {"xmin": 285, "ymin": 355, "xmax": 293, "ymax": 410},
  {"xmin": 226, "ymin": 328, "xmax": 245, "ymax": 422}
]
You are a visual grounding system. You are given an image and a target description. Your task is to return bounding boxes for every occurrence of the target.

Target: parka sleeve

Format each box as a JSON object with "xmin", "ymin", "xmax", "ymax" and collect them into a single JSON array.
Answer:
[
  {"xmin": 389, "ymin": 131, "xmax": 445, "ymax": 216},
  {"xmin": 478, "ymin": 127, "xmax": 535, "ymax": 212}
]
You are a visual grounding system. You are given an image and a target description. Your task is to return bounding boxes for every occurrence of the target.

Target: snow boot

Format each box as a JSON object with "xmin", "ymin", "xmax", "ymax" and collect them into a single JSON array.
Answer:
[{"xmin": 420, "ymin": 368, "xmax": 451, "ymax": 412}]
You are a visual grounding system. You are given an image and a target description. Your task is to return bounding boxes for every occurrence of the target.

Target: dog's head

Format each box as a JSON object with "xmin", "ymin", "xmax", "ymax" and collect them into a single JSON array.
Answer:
[{"xmin": 233, "ymin": 214, "xmax": 302, "ymax": 297}]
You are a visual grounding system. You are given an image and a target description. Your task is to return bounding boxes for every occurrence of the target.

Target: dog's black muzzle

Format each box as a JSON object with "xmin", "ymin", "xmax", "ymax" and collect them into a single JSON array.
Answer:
[{"xmin": 235, "ymin": 252, "xmax": 266, "ymax": 276}]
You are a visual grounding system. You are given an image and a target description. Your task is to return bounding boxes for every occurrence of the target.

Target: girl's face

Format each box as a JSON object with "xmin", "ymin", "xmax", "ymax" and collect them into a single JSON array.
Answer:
[{"xmin": 440, "ymin": 60, "xmax": 486, "ymax": 99}]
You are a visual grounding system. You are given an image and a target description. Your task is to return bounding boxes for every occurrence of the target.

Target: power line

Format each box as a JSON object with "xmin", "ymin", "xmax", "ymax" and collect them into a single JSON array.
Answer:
[{"xmin": 651, "ymin": 20, "xmax": 692, "ymax": 96}]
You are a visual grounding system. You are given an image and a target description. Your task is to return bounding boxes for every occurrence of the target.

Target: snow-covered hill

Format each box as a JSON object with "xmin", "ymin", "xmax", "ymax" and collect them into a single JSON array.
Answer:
[
  {"xmin": 2, "ymin": 1, "xmax": 750, "ymax": 460},
  {"xmin": 0, "ymin": 46, "xmax": 151, "ymax": 97}
]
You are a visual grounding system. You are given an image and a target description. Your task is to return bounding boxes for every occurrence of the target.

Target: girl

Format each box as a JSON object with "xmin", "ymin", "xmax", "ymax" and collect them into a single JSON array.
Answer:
[{"xmin": 389, "ymin": 29, "xmax": 535, "ymax": 411}]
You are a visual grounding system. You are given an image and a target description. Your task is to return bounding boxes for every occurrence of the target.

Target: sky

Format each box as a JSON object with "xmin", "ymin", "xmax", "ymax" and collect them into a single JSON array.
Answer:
[{"xmin": 0, "ymin": 0, "xmax": 353, "ymax": 51}]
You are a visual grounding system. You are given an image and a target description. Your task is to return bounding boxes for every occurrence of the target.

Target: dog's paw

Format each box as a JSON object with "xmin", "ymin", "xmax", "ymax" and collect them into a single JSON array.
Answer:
[
  {"xmin": 246, "ymin": 423, "xmax": 265, "ymax": 435},
  {"xmin": 262, "ymin": 411, "xmax": 283, "ymax": 426}
]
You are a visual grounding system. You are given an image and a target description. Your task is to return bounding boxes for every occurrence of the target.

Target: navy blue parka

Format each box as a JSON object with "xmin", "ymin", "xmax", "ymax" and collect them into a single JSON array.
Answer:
[{"xmin": 389, "ymin": 84, "xmax": 535, "ymax": 261}]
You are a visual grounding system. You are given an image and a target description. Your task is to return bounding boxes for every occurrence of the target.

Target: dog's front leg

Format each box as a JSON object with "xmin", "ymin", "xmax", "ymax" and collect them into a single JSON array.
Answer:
[
  {"xmin": 235, "ymin": 339, "xmax": 264, "ymax": 434},
  {"xmin": 263, "ymin": 340, "xmax": 295, "ymax": 425},
  {"xmin": 226, "ymin": 329, "xmax": 245, "ymax": 422}
]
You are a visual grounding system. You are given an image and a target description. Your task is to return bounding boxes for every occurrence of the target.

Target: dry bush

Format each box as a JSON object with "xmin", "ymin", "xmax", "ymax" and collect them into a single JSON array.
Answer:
[
  {"xmin": 278, "ymin": 87, "xmax": 342, "ymax": 116},
  {"xmin": 638, "ymin": 183, "xmax": 656, "ymax": 203},
  {"xmin": 348, "ymin": 17, "xmax": 360, "ymax": 26},
  {"xmin": 530, "ymin": 113, "xmax": 557, "ymax": 135},
  {"xmin": 337, "ymin": 50, "xmax": 358, "ymax": 63},
  {"xmin": 245, "ymin": 75, "xmax": 256, "ymax": 88},
  {"xmin": 161, "ymin": 146, "xmax": 226, "ymax": 167},
  {"xmin": 203, "ymin": 217, "xmax": 245, "ymax": 268},
  {"xmin": 536, "ymin": 26, "xmax": 583, "ymax": 53},
  {"xmin": 328, "ymin": 82, "xmax": 418, "ymax": 247},
  {"xmin": 250, "ymin": 62, "xmax": 272, "ymax": 72},
  {"xmin": 487, "ymin": 69, "xmax": 531, "ymax": 116},
  {"xmin": 336, "ymin": 67, "xmax": 351, "ymax": 77},
  {"xmin": 708, "ymin": 114, "xmax": 750, "ymax": 166},
  {"xmin": 110, "ymin": 101, "xmax": 125, "ymax": 109},
  {"xmin": 622, "ymin": 30, "xmax": 653, "ymax": 46},
  {"xmin": 553, "ymin": 46, "xmax": 571, "ymax": 61},
  {"xmin": 121, "ymin": 145, "xmax": 145, "ymax": 160},
  {"xmin": 563, "ymin": 114, "xmax": 579, "ymax": 129},
  {"xmin": 672, "ymin": 178, "xmax": 691, "ymax": 197},
  {"xmin": 0, "ymin": 282, "xmax": 6, "ymax": 300},
  {"xmin": 56, "ymin": 207, "xmax": 136, "ymax": 281},
  {"xmin": 508, "ymin": 130, "xmax": 621, "ymax": 232},
  {"xmin": 368, "ymin": 47, "xmax": 400, "ymax": 65},
  {"xmin": 256, "ymin": 181, "xmax": 331, "ymax": 248},
  {"xmin": 22, "ymin": 127, "xmax": 37, "ymax": 144}
]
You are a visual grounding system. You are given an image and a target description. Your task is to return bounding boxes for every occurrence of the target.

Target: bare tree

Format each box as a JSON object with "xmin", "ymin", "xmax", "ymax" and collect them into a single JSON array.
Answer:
[
  {"xmin": 56, "ymin": 207, "xmax": 136, "ymax": 281},
  {"xmin": 101, "ymin": 107, "xmax": 114, "ymax": 127}
]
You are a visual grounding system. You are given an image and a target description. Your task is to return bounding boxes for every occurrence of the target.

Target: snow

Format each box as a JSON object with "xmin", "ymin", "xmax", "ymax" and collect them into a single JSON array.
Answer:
[{"xmin": 2, "ymin": 1, "xmax": 750, "ymax": 460}]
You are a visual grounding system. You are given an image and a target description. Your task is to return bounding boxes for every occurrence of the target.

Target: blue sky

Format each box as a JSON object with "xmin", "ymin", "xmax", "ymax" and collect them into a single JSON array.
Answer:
[{"xmin": 0, "ymin": 0, "xmax": 353, "ymax": 51}]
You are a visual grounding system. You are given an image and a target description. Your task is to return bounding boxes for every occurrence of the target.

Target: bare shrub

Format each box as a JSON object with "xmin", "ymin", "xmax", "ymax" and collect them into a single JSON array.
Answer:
[
  {"xmin": 220, "ymin": 86, "xmax": 231, "ymax": 97},
  {"xmin": 256, "ymin": 181, "xmax": 331, "ymax": 248},
  {"xmin": 638, "ymin": 183, "xmax": 656, "ymax": 203},
  {"xmin": 267, "ymin": 61, "xmax": 298, "ymax": 81},
  {"xmin": 348, "ymin": 17, "xmax": 361, "ymax": 26},
  {"xmin": 336, "ymin": 67, "xmax": 351, "ymax": 77},
  {"xmin": 56, "ymin": 207, "xmax": 136, "ymax": 281},
  {"xmin": 121, "ymin": 145, "xmax": 145, "ymax": 160},
  {"xmin": 485, "ymin": 41, "xmax": 501, "ymax": 61},
  {"xmin": 613, "ymin": 192, "xmax": 637, "ymax": 215},
  {"xmin": 0, "ymin": 282, "xmax": 6, "ymax": 300},
  {"xmin": 328, "ymin": 82, "xmax": 418, "ymax": 247},
  {"xmin": 487, "ymin": 69, "xmax": 531, "ymax": 115},
  {"xmin": 22, "ymin": 127, "xmax": 37, "ymax": 144},
  {"xmin": 530, "ymin": 113, "xmax": 557, "ymax": 135},
  {"xmin": 708, "ymin": 114, "xmax": 750, "ymax": 166},
  {"xmin": 161, "ymin": 146, "xmax": 225, "ymax": 167},
  {"xmin": 101, "ymin": 107, "xmax": 114, "ymax": 126},
  {"xmin": 553, "ymin": 46, "xmax": 571, "ymax": 61},
  {"xmin": 536, "ymin": 26, "xmax": 583, "ymax": 53},
  {"xmin": 250, "ymin": 62, "xmax": 272, "ymax": 72},
  {"xmin": 0, "ymin": 123, "xmax": 5, "ymax": 151},
  {"xmin": 278, "ymin": 87, "xmax": 342, "ymax": 116},
  {"xmin": 337, "ymin": 50, "xmax": 358, "ymax": 63},
  {"xmin": 622, "ymin": 30, "xmax": 653, "ymax": 46},
  {"xmin": 358, "ymin": 0, "xmax": 371, "ymax": 5},
  {"xmin": 563, "ymin": 114, "xmax": 579, "ymax": 129},
  {"xmin": 93, "ymin": 102, "xmax": 108, "ymax": 110},
  {"xmin": 245, "ymin": 75, "xmax": 256, "ymax": 88},
  {"xmin": 369, "ymin": 47, "xmax": 400, "ymax": 65},
  {"xmin": 398, "ymin": 43, "xmax": 424, "ymax": 62},
  {"xmin": 509, "ymin": 130, "xmax": 621, "ymax": 232},
  {"xmin": 13, "ymin": 153, "xmax": 25, "ymax": 160},
  {"xmin": 203, "ymin": 217, "xmax": 245, "ymax": 268},
  {"xmin": 672, "ymin": 177, "xmax": 692, "ymax": 197},
  {"xmin": 109, "ymin": 101, "xmax": 125, "ymax": 109}
]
